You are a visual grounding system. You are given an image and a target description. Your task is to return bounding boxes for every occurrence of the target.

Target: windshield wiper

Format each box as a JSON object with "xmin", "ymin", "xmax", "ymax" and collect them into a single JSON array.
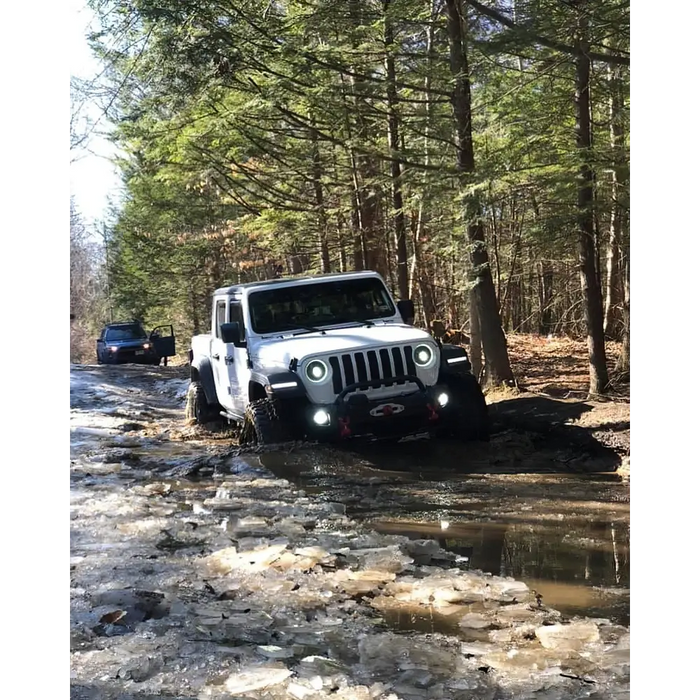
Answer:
[
  {"xmin": 334, "ymin": 319, "xmax": 376, "ymax": 328},
  {"xmin": 264, "ymin": 323, "xmax": 326, "ymax": 337}
]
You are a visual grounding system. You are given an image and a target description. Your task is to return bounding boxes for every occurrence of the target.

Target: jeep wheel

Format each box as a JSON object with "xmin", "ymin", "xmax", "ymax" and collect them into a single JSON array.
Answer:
[
  {"xmin": 185, "ymin": 381, "xmax": 220, "ymax": 425},
  {"xmin": 239, "ymin": 398, "xmax": 292, "ymax": 446},
  {"xmin": 441, "ymin": 373, "xmax": 490, "ymax": 442}
]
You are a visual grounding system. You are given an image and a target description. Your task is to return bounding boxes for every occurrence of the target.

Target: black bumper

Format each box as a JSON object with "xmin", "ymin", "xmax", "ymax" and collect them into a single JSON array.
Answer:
[
  {"xmin": 306, "ymin": 375, "xmax": 449, "ymax": 440},
  {"xmin": 102, "ymin": 348, "xmax": 158, "ymax": 364}
]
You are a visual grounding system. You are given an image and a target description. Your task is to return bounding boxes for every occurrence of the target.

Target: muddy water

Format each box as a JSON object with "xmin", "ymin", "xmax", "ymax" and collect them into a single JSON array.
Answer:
[{"xmin": 249, "ymin": 438, "xmax": 630, "ymax": 626}]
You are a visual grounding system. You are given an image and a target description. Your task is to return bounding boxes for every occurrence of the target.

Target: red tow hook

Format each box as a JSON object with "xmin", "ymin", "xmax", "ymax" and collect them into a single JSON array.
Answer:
[
  {"xmin": 338, "ymin": 416, "xmax": 352, "ymax": 438},
  {"xmin": 426, "ymin": 403, "xmax": 439, "ymax": 422}
]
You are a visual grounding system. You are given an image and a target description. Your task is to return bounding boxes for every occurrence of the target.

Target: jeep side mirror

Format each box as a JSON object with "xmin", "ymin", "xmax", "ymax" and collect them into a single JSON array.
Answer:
[
  {"xmin": 397, "ymin": 299, "xmax": 415, "ymax": 325},
  {"xmin": 220, "ymin": 322, "xmax": 242, "ymax": 345}
]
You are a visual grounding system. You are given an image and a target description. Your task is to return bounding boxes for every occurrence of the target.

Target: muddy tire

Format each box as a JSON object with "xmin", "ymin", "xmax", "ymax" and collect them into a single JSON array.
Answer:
[
  {"xmin": 185, "ymin": 381, "xmax": 220, "ymax": 425},
  {"xmin": 239, "ymin": 398, "xmax": 292, "ymax": 446},
  {"xmin": 441, "ymin": 373, "xmax": 490, "ymax": 442}
]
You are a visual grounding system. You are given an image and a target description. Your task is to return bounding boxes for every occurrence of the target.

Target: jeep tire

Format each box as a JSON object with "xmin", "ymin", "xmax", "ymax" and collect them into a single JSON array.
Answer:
[
  {"xmin": 185, "ymin": 381, "xmax": 220, "ymax": 425},
  {"xmin": 441, "ymin": 373, "xmax": 490, "ymax": 442},
  {"xmin": 239, "ymin": 398, "xmax": 292, "ymax": 446}
]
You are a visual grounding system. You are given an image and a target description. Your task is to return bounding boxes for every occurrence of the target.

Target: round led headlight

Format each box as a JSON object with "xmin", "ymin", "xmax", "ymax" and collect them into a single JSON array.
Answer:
[
  {"xmin": 413, "ymin": 343, "xmax": 435, "ymax": 367},
  {"xmin": 305, "ymin": 359, "xmax": 329, "ymax": 383}
]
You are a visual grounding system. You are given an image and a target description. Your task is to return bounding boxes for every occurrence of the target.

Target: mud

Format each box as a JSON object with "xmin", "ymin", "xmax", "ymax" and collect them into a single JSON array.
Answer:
[{"xmin": 70, "ymin": 364, "xmax": 630, "ymax": 699}]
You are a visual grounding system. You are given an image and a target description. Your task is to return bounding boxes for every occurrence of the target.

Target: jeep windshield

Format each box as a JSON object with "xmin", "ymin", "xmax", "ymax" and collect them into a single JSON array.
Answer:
[
  {"xmin": 249, "ymin": 278, "xmax": 397, "ymax": 335},
  {"xmin": 105, "ymin": 324, "xmax": 147, "ymax": 342}
]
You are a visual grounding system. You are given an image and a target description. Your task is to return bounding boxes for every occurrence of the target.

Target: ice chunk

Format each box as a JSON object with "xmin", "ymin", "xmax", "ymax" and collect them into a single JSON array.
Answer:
[
  {"xmin": 342, "ymin": 545, "xmax": 413, "ymax": 573},
  {"xmin": 294, "ymin": 545, "xmax": 333, "ymax": 562},
  {"xmin": 482, "ymin": 648, "xmax": 563, "ymax": 674},
  {"xmin": 257, "ymin": 645, "xmax": 296, "ymax": 660},
  {"xmin": 200, "ymin": 543, "xmax": 287, "ymax": 574},
  {"xmin": 489, "ymin": 578, "xmax": 530, "ymax": 602},
  {"xmin": 223, "ymin": 666, "xmax": 293, "ymax": 693},
  {"xmin": 460, "ymin": 641, "xmax": 498, "ymax": 657},
  {"xmin": 358, "ymin": 633, "xmax": 458, "ymax": 679},
  {"xmin": 459, "ymin": 613, "xmax": 492, "ymax": 629},
  {"xmin": 287, "ymin": 681, "xmax": 316, "ymax": 699},
  {"xmin": 535, "ymin": 621, "xmax": 601, "ymax": 651},
  {"xmin": 297, "ymin": 655, "xmax": 348, "ymax": 677},
  {"xmin": 404, "ymin": 539, "xmax": 441, "ymax": 565},
  {"xmin": 495, "ymin": 602, "xmax": 560, "ymax": 627}
]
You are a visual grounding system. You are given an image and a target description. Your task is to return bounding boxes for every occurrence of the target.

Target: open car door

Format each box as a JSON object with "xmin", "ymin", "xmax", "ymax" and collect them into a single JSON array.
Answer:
[{"xmin": 150, "ymin": 325, "xmax": 176, "ymax": 358}]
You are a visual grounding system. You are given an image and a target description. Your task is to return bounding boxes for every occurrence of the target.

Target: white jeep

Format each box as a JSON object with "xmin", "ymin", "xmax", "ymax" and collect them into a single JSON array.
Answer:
[{"xmin": 186, "ymin": 271, "xmax": 488, "ymax": 445}]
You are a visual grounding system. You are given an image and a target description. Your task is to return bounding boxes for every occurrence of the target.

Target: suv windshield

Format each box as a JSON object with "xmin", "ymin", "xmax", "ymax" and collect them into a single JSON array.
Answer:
[
  {"xmin": 105, "ymin": 324, "xmax": 147, "ymax": 342},
  {"xmin": 249, "ymin": 278, "xmax": 397, "ymax": 334}
]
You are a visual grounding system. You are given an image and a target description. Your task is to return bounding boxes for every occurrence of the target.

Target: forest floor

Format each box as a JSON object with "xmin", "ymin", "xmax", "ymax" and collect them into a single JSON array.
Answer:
[{"xmin": 487, "ymin": 334, "xmax": 629, "ymax": 468}]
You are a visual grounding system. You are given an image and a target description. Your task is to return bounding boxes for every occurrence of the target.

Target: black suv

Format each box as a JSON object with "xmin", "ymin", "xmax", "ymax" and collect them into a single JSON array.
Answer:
[{"xmin": 96, "ymin": 322, "xmax": 176, "ymax": 365}]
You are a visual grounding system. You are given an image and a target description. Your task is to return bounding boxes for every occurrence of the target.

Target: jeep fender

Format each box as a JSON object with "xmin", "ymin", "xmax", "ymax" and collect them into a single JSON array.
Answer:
[
  {"xmin": 439, "ymin": 343, "xmax": 472, "ymax": 375},
  {"xmin": 190, "ymin": 356, "xmax": 218, "ymax": 405},
  {"xmin": 249, "ymin": 369, "xmax": 307, "ymax": 400}
]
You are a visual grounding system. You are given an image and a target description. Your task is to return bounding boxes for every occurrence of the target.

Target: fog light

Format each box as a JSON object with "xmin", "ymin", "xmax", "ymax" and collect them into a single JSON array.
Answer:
[
  {"xmin": 436, "ymin": 392, "xmax": 449, "ymax": 407},
  {"xmin": 312, "ymin": 409, "xmax": 331, "ymax": 426}
]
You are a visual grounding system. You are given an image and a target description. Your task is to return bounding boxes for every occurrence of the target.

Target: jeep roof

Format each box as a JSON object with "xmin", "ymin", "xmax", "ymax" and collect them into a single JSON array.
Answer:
[{"xmin": 213, "ymin": 271, "xmax": 384, "ymax": 296}]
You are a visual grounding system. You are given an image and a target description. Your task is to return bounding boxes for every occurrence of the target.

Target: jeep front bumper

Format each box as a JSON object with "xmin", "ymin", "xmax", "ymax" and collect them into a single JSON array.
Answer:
[{"xmin": 305, "ymin": 375, "xmax": 450, "ymax": 440}]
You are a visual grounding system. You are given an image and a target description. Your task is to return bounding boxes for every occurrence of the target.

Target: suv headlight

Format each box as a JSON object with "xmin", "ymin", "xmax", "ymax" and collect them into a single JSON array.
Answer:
[
  {"xmin": 305, "ymin": 359, "xmax": 329, "ymax": 383},
  {"xmin": 413, "ymin": 344, "xmax": 436, "ymax": 368}
]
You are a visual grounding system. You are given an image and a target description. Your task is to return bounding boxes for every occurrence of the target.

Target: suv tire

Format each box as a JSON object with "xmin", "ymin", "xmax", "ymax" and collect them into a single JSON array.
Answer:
[
  {"xmin": 239, "ymin": 398, "xmax": 292, "ymax": 446},
  {"xmin": 441, "ymin": 373, "xmax": 490, "ymax": 442},
  {"xmin": 185, "ymin": 381, "xmax": 220, "ymax": 425}
]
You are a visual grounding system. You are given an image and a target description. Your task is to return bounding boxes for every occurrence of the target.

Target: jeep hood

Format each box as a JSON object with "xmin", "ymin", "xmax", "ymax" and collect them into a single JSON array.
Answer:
[{"xmin": 250, "ymin": 324, "xmax": 435, "ymax": 368}]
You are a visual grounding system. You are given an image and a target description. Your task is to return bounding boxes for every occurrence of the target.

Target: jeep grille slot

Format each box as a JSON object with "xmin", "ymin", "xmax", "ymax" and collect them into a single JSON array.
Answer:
[
  {"xmin": 403, "ymin": 345, "xmax": 416, "ymax": 376},
  {"xmin": 342, "ymin": 354, "xmax": 356, "ymax": 386},
  {"xmin": 379, "ymin": 348, "xmax": 392, "ymax": 378},
  {"xmin": 367, "ymin": 351, "xmax": 380, "ymax": 380},
  {"xmin": 391, "ymin": 347, "xmax": 406, "ymax": 379},
  {"xmin": 354, "ymin": 352, "xmax": 368, "ymax": 383},
  {"xmin": 329, "ymin": 356, "xmax": 343, "ymax": 394},
  {"xmin": 328, "ymin": 345, "xmax": 415, "ymax": 394}
]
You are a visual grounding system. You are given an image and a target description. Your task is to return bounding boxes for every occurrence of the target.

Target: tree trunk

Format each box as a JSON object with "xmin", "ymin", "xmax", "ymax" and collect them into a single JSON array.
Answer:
[
  {"xmin": 604, "ymin": 62, "xmax": 625, "ymax": 339},
  {"xmin": 540, "ymin": 260, "xmax": 554, "ymax": 335},
  {"xmin": 615, "ymin": 162, "xmax": 633, "ymax": 378},
  {"xmin": 575, "ymin": 6, "xmax": 609, "ymax": 395},
  {"xmin": 349, "ymin": 0, "xmax": 383, "ymax": 275},
  {"xmin": 383, "ymin": 0, "xmax": 409, "ymax": 299},
  {"xmin": 310, "ymin": 123, "xmax": 331, "ymax": 274},
  {"xmin": 469, "ymin": 281, "xmax": 483, "ymax": 380},
  {"xmin": 445, "ymin": 0, "xmax": 514, "ymax": 386},
  {"xmin": 336, "ymin": 213, "xmax": 347, "ymax": 273},
  {"xmin": 413, "ymin": 4, "xmax": 439, "ymax": 327}
]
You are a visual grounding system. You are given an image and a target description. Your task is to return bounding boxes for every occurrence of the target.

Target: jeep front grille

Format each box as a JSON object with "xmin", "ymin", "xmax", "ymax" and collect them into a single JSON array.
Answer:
[{"xmin": 328, "ymin": 345, "xmax": 417, "ymax": 394}]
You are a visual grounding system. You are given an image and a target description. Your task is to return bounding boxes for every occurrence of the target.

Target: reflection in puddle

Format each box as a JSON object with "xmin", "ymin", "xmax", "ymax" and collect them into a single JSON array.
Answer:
[
  {"xmin": 371, "ymin": 518, "xmax": 630, "ymax": 625},
  {"xmin": 380, "ymin": 604, "xmax": 465, "ymax": 636}
]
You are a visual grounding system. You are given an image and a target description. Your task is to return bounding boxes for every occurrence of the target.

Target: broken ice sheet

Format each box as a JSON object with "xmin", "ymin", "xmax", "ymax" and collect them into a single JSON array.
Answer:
[
  {"xmin": 535, "ymin": 621, "xmax": 601, "ymax": 652},
  {"xmin": 221, "ymin": 665, "xmax": 292, "ymax": 693},
  {"xmin": 339, "ymin": 545, "xmax": 413, "ymax": 573}
]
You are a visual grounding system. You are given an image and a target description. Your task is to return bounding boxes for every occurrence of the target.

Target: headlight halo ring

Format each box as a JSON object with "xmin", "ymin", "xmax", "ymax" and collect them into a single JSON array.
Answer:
[
  {"xmin": 305, "ymin": 359, "xmax": 330, "ymax": 383},
  {"xmin": 413, "ymin": 343, "xmax": 436, "ymax": 368}
]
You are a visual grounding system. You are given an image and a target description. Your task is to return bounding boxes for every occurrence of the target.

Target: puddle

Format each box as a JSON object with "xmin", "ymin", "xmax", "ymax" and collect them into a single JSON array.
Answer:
[
  {"xmin": 370, "ymin": 518, "xmax": 629, "ymax": 625},
  {"xmin": 255, "ymin": 443, "xmax": 630, "ymax": 626}
]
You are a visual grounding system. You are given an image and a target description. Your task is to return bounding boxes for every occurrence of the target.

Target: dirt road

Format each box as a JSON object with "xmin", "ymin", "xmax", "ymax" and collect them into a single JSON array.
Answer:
[{"xmin": 70, "ymin": 364, "xmax": 630, "ymax": 700}]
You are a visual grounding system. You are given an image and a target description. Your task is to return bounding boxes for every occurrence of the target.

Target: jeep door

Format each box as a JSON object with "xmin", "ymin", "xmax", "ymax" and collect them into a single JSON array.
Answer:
[
  {"xmin": 211, "ymin": 299, "xmax": 236, "ymax": 412},
  {"xmin": 227, "ymin": 300, "xmax": 250, "ymax": 414}
]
